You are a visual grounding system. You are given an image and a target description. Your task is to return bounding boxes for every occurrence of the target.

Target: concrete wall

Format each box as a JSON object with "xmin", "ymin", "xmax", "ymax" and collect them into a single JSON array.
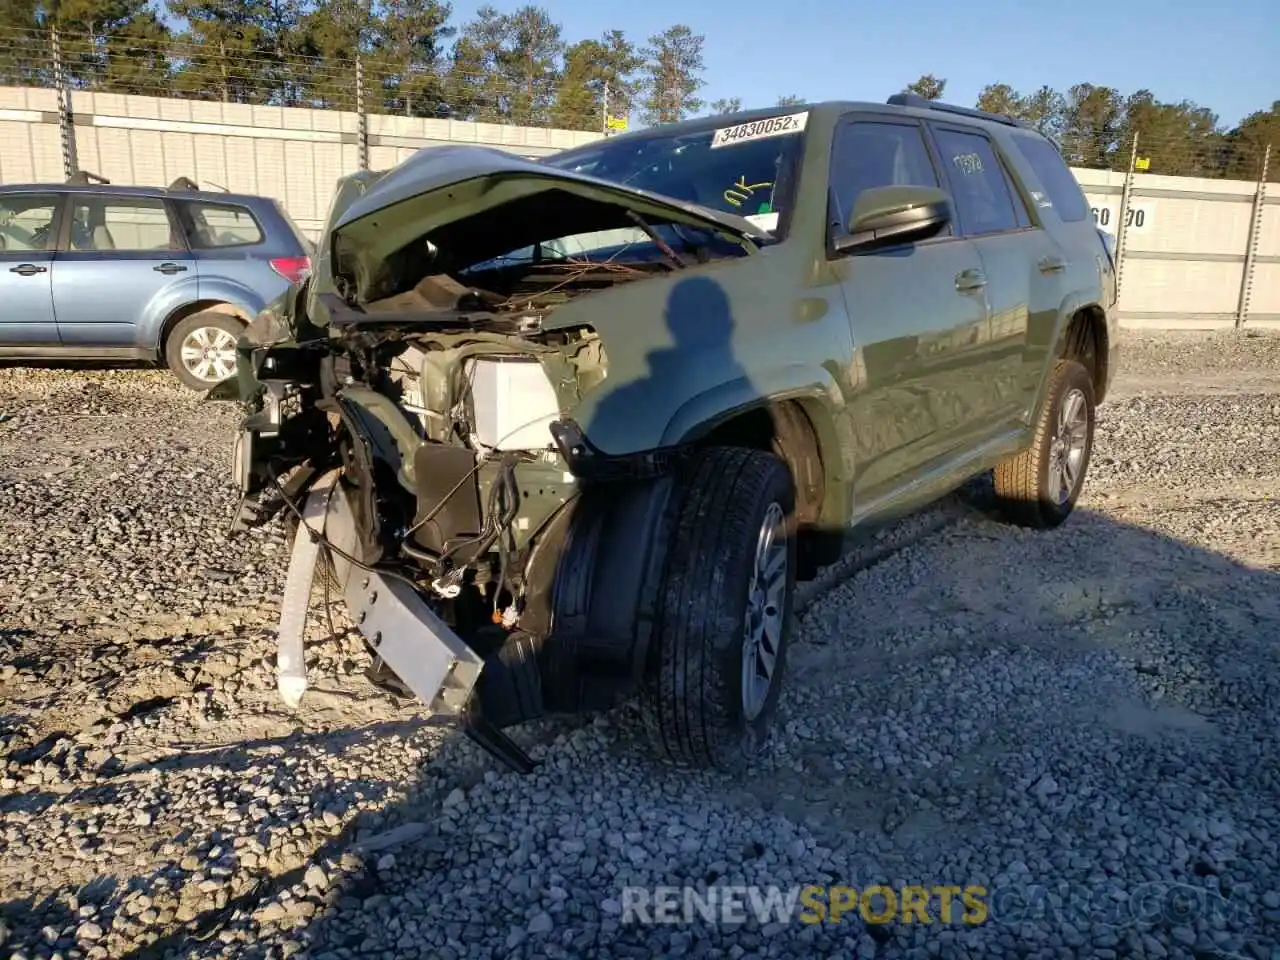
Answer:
[
  {"xmin": 1074, "ymin": 168, "xmax": 1277, "ymax": 328},
  {"xmin": 1, "ymin": 86, "xmax": 1274, "ymax": 328},
  {"xmin": 0, "ymin": 86, "xmax": 601, "ymax": 238}
]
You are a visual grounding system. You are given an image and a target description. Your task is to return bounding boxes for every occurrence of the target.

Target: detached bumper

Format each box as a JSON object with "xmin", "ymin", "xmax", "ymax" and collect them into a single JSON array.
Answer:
[{"xmin": 275, "ymin": 469, "xmax": 484, "ymax": 715}]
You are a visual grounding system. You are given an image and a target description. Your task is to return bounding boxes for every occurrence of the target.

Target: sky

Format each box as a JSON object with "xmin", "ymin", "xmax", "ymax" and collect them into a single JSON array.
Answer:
[{"xmin": 448, "ymin": 0, "xmax": 1279, "ymax": 128}]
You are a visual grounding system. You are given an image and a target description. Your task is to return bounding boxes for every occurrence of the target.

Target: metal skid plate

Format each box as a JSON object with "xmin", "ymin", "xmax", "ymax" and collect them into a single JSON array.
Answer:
[
  {"xmin": 275, "ymin": 470, "xmax": 485, "ymax": 716},
  {"xmin": 322, "ymin": 479, "xmax": 485, "ymax": 716}
]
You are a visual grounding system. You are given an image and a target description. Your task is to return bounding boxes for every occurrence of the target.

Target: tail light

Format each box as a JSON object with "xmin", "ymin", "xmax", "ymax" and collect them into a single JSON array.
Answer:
[{"xmin": 270, "ymin": 255, "xmax": 312, "ymax": 284}]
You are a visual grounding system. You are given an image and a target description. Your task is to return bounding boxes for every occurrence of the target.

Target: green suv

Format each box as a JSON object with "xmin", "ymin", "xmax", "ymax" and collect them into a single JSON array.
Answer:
[{"xmin": 226, "ymin": 93, "xmax": 1118, "ymax": 773}]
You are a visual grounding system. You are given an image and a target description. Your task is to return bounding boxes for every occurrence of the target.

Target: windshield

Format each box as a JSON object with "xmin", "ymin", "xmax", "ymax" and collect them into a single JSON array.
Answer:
[
  {"xmin": 545, "ymin": 114, "xmax": 807, "ymax": 235},
  {"xmin": 458, "ymin": 114, "xmax": 808, "ymax": 276}
]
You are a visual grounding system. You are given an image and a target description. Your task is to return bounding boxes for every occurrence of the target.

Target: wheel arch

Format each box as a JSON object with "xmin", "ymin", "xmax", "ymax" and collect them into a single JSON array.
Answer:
[
  {"xmin": 681, "ymin": 394, "xmax": 849, "ymax": 574},
  {"xmin": 158, "ymin": 300, "xmax": 254, "ymax": 359},
  {"xmin": 1028, "ymin": 297, "xmax": 1112, "ymax": 428},
  {"xmin": 658, "ymin": 370, "xmax": 852, "ymax": 537},
  {"xmin": 1059, "ymin": 303, "xmax": 1110, "ymax": 404},
  {"xmin": 689, "ymin": 398, "xmax": 832, "ymax": 529}
]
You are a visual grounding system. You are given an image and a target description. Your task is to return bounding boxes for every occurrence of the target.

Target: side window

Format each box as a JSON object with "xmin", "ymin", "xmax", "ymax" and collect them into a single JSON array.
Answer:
[
  {"xmin": 1007, "ymin": 169, "xmax": 1034, "ymax": 228},
  {"xmin": 931, "ymin": 127, "xmax": 1021, "ymax": 236},
  {"xmin": 70, "ymin": 197, "xmax": 181, "ymax": 252},
  {"xmin": 829, "ymin": 120, "xmax": 941, "ymax": 234},
  {"xmin": 0, "ymin": 194, "xmax": 60, "ymax": 253},
  {"xmin": 1010, "ymin": 135, "xmax": 1090, "ymax": 223},
  {"xmin": 179, "ymin": 201, "xmax": 265, "ymax": 249}
]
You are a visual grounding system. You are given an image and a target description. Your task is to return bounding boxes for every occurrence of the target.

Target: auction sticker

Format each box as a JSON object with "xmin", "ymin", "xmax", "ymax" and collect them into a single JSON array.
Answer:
[{"xmin": 711, "ymin": 111, "xmax": 809, "ymax": 149}]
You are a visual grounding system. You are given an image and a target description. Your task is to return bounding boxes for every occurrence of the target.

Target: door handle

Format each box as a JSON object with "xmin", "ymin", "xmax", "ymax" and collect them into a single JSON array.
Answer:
[
  {"xmin": 1038, "ymin": 256, "xmax": 1068, "ymax": 274},
  {"xmin": 9, "ymin": 264, "xmax": 47, "ymax": 276},
  {"xmin": 154, "ymin": 263, "xmax": 188, "ymax": 275},
  {"xmin": 955, "ymin": 268, "xmax": 986, "ymax": 293}
]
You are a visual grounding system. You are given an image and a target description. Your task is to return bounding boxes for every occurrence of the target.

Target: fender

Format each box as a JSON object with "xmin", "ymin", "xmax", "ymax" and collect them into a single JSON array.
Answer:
[
  {"xmin": 662, "ymin": 367, "xmax": 853, "ymax": 526},
  {"xmin": 196, "ymin": 276, "xmax": 276, "ymax": 320},
  {"xmin": 135, "ymin": 274, "xmax": 202, "ymax": 353},
  {"xmin": 143, "ymin": 276, "xmax": 277, "ymax": 352},
  {"xmin": 1025, "ymin": 289, "xmax": 1100, "ymax": 426},
  {"xmin": 661, "ymin": 364, "xmax": 845, "ymax": 447}
]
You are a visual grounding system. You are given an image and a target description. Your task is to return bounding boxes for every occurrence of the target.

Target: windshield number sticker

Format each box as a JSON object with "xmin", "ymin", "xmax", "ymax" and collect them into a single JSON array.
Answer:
[{"xmin": 711, "ymin": 112, "xmax": 809, "ymax": 149}]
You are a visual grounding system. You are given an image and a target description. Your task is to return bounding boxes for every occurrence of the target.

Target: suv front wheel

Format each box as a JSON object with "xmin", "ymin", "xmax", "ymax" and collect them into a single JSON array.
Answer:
[
  {"xmin": 166, "ymin": 311, "xmax": 245, "ymax": 391},
  {"xmin": 641, "ymin": 446, "xmax": 797, "ymax": 771},
  {"xmin": 993, "ymin": 359, "xmax": 1096, "ymax": 528}
]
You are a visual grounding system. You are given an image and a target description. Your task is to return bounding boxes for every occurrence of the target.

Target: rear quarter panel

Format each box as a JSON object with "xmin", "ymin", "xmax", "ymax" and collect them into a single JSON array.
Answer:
[
  {"xmin": 996, "ymin": 130, "xmax": 1116, "ymax": 404},
  {"xmin": 145, "ymin": 197, "xmax": 302, "ymax": 349}
]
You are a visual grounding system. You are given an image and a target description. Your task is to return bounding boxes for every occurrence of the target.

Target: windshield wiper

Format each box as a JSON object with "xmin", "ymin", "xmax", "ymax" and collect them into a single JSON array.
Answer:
[{"xmin": 626, "ymin": 210, "xmax": 686, "ymax": 271}]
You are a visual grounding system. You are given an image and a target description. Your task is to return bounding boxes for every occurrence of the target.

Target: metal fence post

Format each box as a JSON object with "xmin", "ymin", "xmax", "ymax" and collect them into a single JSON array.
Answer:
[
  {"xmin": 355, "ymin": 55, "xmax": 369, "ymax": 171},
  {"xmin": 1236, "ymin": 143, "xmax": 1271, "ymax": 329},
  {"xmin": 1113, "ymin": 132, "xmax": 1139, "ymax": 299},
  {"xmin": 50, "ymin": 26, "xmax": 78, "ymax": 179}
]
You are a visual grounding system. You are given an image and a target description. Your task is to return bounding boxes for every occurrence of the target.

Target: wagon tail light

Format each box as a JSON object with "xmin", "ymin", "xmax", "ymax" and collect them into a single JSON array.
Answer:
[{"xmin": 270, "ymin": 256, "xmax": 312, "ymax": 284}]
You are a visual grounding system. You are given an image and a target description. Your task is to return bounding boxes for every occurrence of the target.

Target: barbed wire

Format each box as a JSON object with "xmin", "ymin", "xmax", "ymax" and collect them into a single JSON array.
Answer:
[
  {"xmin": 1, "ymin": 27, "xmax": 1273, "ymax": 178},
  {"xmin": 1058, "ymin": 129, "xmax": 1273, "ymax": 182}
]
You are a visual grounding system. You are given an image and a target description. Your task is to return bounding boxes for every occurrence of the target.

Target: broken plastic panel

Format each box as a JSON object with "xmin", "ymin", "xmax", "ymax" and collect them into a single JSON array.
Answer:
[
  {"xmin": 275, "ymin": 470, "xmax": 339, "ymax": 706},
  {"xmin": 274, "ymin": 470, "xmax": 485, "ymax": 717}
]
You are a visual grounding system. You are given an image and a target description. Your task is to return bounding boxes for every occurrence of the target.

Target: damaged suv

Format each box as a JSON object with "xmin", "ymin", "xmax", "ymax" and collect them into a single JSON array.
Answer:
[{"xmin": 225, "ymin": 94, "xmax": 1117, "ymax": 773}]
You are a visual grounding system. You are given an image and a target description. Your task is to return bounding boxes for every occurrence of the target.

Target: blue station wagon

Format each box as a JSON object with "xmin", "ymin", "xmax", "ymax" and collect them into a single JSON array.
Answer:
[{"xmin": 0, "ymin": 174, "xmax": 312, "ymax": 389}]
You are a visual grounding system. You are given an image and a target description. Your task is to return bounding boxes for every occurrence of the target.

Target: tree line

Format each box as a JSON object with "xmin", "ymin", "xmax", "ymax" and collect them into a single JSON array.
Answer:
[
  {"xmin": 902, "ymin": 74, "xmax": 1277, "ymax": 181},
  {"xmin": 0, "ymin": 1, "xmax": 720, "ymax": 129},
  {"xmin": 0, "ymin": 4, "xmax": 1274, "ymax": 180}
]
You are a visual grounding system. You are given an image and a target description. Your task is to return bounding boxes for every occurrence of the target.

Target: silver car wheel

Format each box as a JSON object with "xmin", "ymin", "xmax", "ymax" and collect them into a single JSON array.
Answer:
[
  {"xmin": 179, "ymin": 326, "xmax": 238, "ymax": 384},
  {"xmin": 742, "ymin": 501, "xmax": 787, "ymax": 721},
  {"xmin": 1048, "ymin": 387, "xmax": 1089, "ymax": 505}
]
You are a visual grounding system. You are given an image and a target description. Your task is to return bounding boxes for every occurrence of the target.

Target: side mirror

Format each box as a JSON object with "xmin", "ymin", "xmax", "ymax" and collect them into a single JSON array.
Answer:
[{"xmin": 831, "ymin": 185, "xmax": 953, "ymax": 254}]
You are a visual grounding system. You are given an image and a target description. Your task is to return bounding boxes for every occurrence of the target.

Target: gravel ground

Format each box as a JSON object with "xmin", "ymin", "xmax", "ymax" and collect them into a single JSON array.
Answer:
[{"xmin": 1, "ymin": 329, "xmax": 1278, "ymax": 960}]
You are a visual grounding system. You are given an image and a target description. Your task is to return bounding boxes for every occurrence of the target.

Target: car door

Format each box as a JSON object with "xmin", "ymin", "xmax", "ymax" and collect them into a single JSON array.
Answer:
[
  {"xmin": 828, "ymin": 115, "xmax": 991, "ymax": 502},
  {"xmin": 926, "ymin": 123, "xmax": 1051, "ymax": 428},
  {"xmin": 52, "ymin": 194, "xmax": 195, "ymax": 350},
  {"xmin": 0, "ymin": 191, "xmax": 63, "ymax": 346}
]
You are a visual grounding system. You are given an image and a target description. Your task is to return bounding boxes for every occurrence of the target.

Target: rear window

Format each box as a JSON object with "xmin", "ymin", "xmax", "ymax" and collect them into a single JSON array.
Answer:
[
  {"xmin": 178, "ymin": 200, "xmax": 265, "ymax": 248},
  {"xmin": 1011, "ymin": 135, "xmax": 1089, "ymax": 223}
]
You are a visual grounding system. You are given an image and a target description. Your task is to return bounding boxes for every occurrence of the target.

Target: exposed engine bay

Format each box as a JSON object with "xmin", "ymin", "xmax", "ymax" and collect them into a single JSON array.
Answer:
[
  {"xmin": 225, "ymin": 135, "xmax": 791, "ymax": 771},
  {"xmin": 232, "ymin": 237, "xmax": 749, "ymax": 772}
]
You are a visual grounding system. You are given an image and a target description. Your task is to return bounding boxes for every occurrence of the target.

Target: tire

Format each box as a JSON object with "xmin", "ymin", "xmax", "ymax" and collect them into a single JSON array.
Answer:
[
  {"xmin": 992, "ymin": 359, "xmax": 1096, "ymax": 528},
  {"xmin": 640, "ymin": 446, "xmax": 798, "ymax": 771},
  {"xmin": 165, "ymin": 311, "xmax": 245, "ymax": 391}
]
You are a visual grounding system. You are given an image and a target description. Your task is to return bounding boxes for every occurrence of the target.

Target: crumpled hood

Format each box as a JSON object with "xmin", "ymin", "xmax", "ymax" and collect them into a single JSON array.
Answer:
[{"xmin": 329, "ymin": 145, "xmax": 773, "ymax": 303}]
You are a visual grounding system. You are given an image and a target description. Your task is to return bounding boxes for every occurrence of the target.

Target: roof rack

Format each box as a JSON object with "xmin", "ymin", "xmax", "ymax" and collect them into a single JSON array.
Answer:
[
  {"xmin": 66, "ymin": 170, "xmax": 110, "ymax": 185},
  {"xmin": 886, "ymin": 93, "xmax": 1029, "ymax": 129}
]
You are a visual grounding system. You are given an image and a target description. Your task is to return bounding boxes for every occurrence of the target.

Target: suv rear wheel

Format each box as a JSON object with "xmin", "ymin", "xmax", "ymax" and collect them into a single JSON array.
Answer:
[
  {"xmin": 166, "ymin": 311, "xmax": 244, "ymax": 391},
  {"xmin": 641, "ymin": 446, "xmax": 797, "ymax": 771},
  {"xmin": 992, "ymin": 359, "xmax": 1096, "ymax": 528}
]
